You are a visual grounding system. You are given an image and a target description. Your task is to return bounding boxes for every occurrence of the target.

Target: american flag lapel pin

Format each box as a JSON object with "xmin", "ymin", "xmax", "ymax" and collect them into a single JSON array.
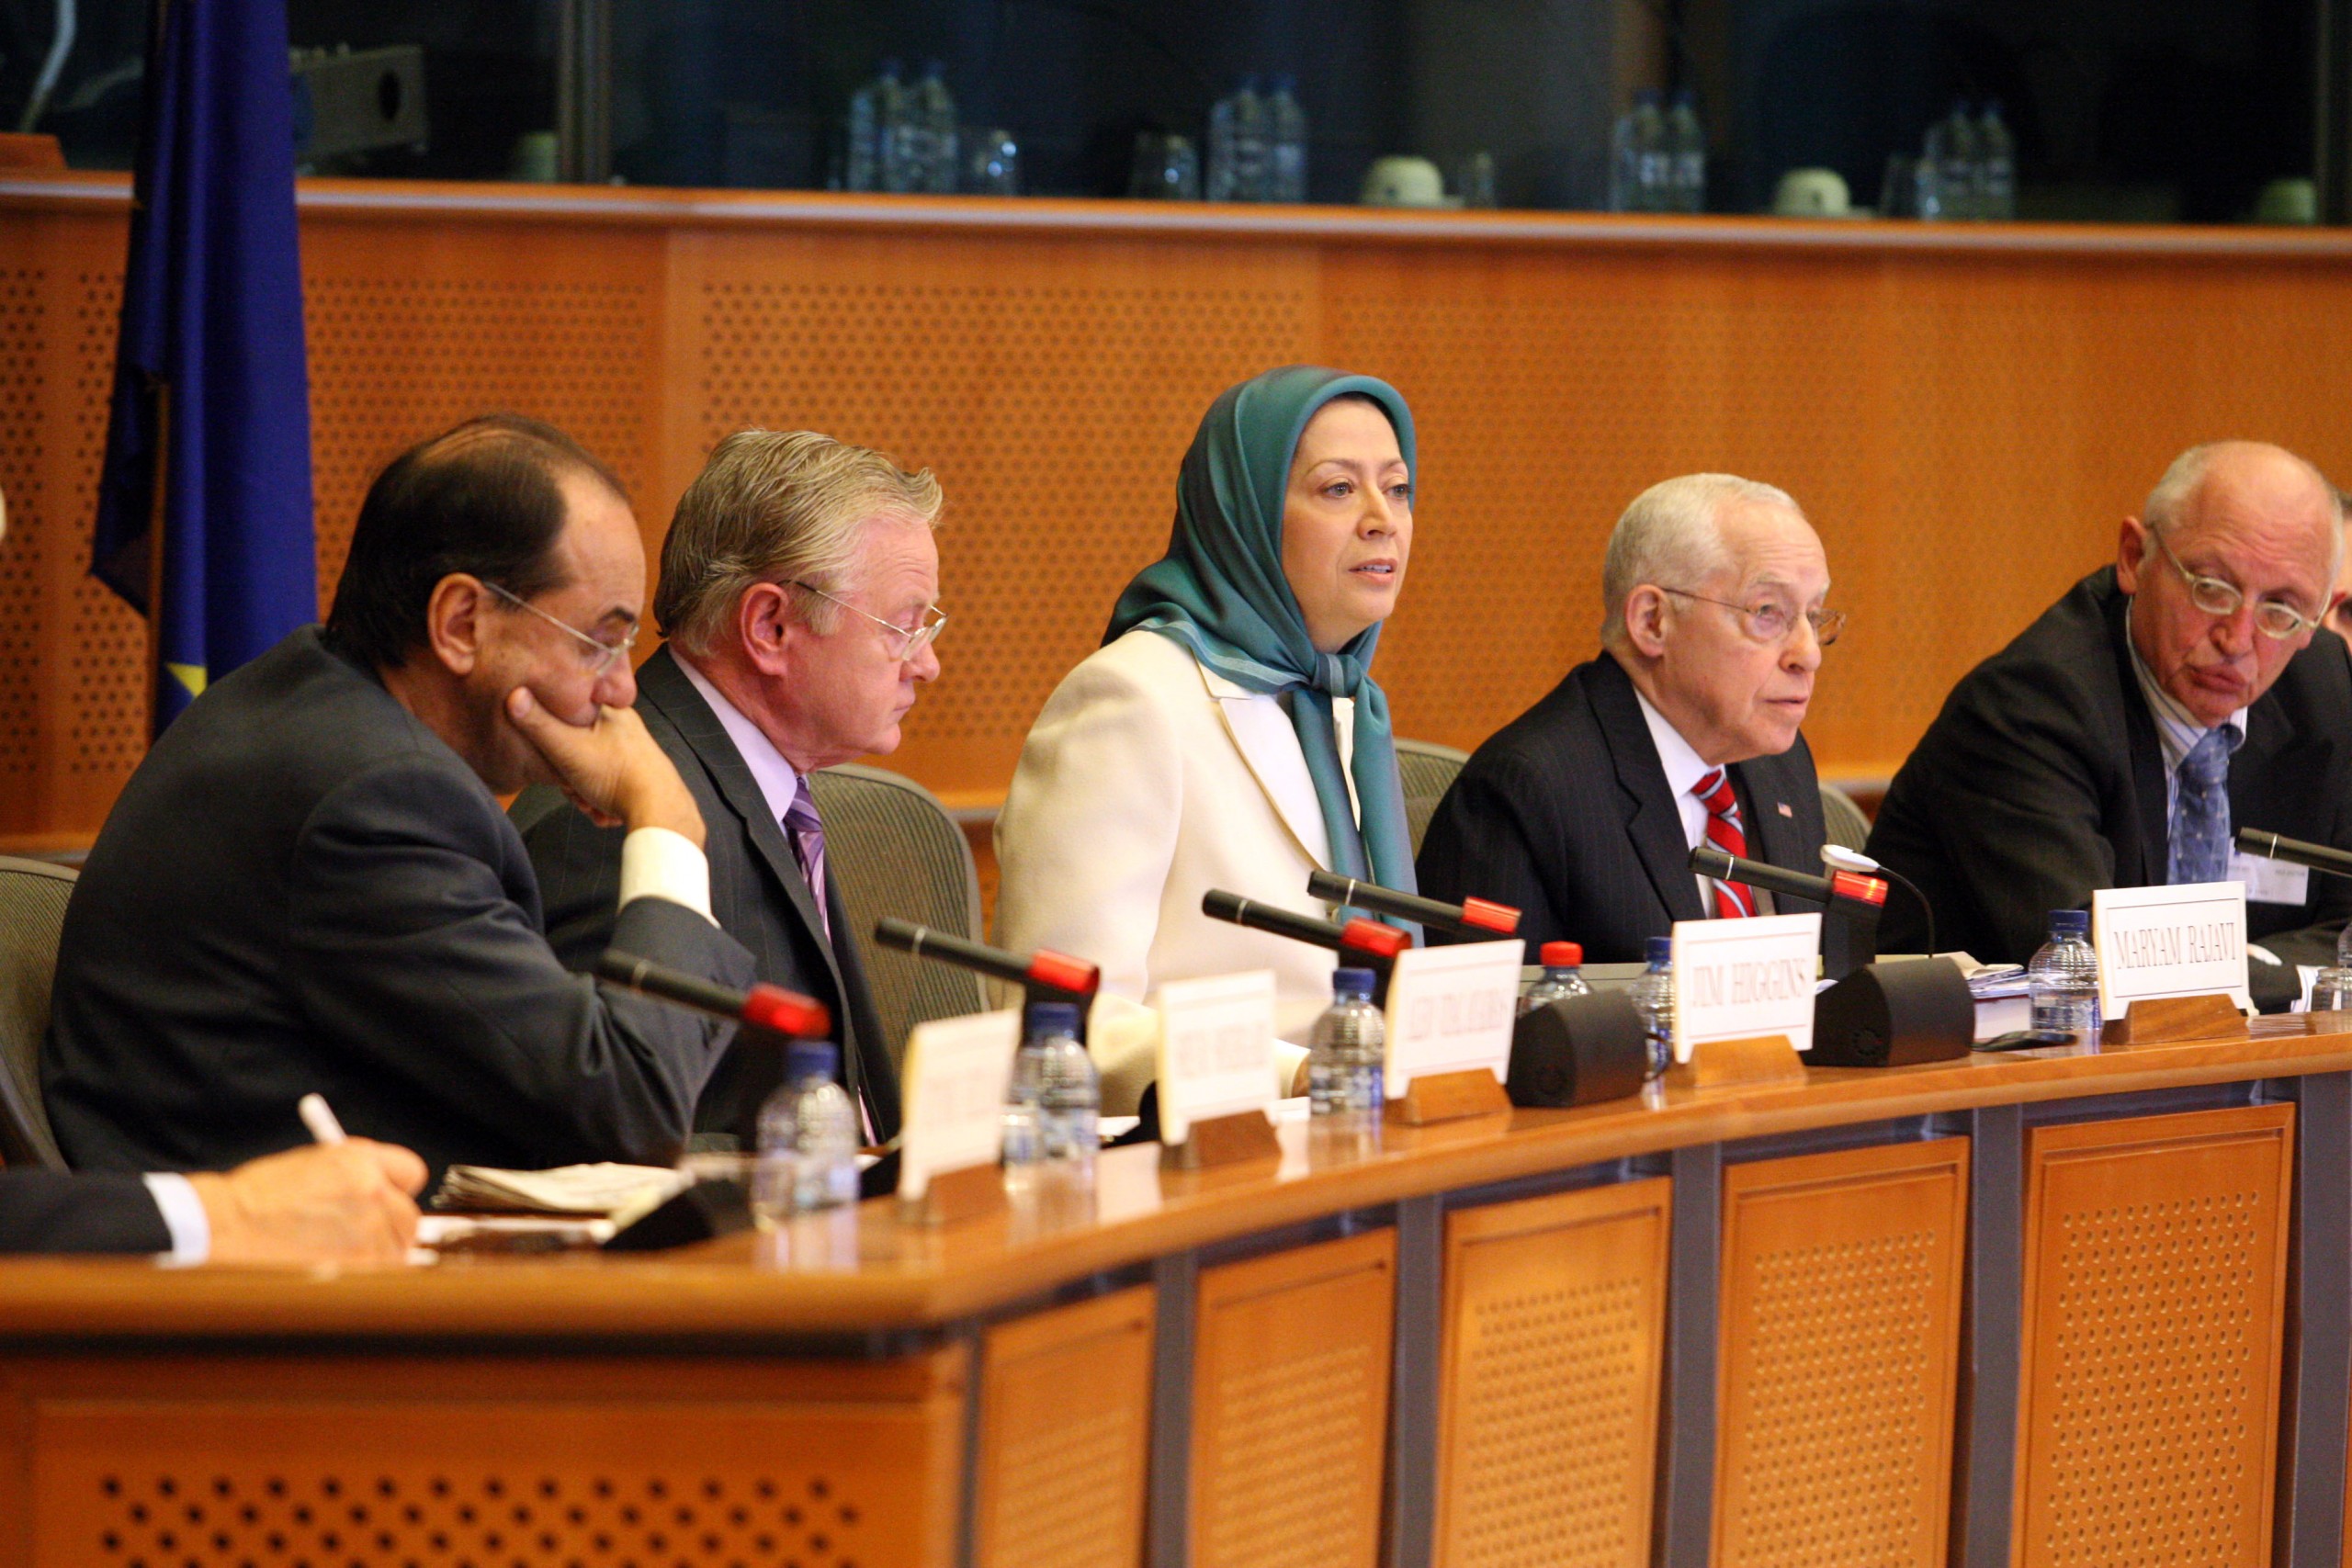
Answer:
[{"xmin": 1777, "ymin": 801, "xmax": 1793, "ymax": 818}]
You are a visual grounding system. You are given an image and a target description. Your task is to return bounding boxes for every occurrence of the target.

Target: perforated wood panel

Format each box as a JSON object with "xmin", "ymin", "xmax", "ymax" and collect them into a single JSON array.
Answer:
[
  {"xmin": 0, "ymin": 267, "xmax": 47, "ymax": 784},
  {"xmin": 1713, "ymin": 1136, "xmax": 1969, "ymax": 1568},
  {"xmin": 1431, "ymin": 1176, "xmax": 1671, "ymax": 1568},
  {"xmin": 5, "ymin": 1351, "xmax": 967, "ymax": 1568},
  {"xmin": 2014, "ymin": 1104, "xmax": 2294, "ymax": 1568},
  {"xmin": 972, "ymin": 1285, "xmax": 1154, "ymax": 1568},
  {"xmin": 1191, "ymin": 1228, "xmax": 1396, "ymax": 1568}
]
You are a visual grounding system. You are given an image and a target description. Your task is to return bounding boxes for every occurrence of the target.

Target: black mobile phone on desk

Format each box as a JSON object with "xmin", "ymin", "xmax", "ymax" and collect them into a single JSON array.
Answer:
[{"xmin": 1973, "ymin": 1029, "xmax": 2078, "ymax": 1052}]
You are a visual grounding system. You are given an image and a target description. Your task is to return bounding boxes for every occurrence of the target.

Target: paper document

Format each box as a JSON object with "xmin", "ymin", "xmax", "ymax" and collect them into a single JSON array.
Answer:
[{"xmin": 433, "ymin": 1162, "xmax": 685, "ymax": 1214}]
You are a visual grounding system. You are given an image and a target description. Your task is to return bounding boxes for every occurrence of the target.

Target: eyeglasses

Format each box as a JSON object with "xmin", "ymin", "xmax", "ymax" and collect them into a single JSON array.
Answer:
[
  {"xmin": 789, "ymin": 581, "xmax": 948, "ymax": 662},
  {"xmin": 2147, "ymin": 528, "xmax": 2322, "ymax": 640},
  {"xmin": 1659, "ymin": 588, "xmax": 1846, "ymax": 648},
  {"xmin": 480, "ymin": 579, "xmax": 639, "ymax": 676}
]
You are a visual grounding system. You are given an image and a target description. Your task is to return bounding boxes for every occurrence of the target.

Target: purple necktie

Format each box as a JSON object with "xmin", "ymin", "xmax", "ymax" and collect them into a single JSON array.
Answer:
[{"xmin": 783, "ymin": 776, "xmax": 831, "ymax": 944}]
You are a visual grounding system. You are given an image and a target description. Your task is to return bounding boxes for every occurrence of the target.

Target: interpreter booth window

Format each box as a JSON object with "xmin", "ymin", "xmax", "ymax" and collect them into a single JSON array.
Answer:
[{"xmin": 0, "ymin": 0, "xmax": 2331, "ymax": 222}]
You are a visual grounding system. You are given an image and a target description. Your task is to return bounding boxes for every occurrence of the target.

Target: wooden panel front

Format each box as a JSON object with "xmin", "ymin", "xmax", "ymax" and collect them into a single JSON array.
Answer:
[
  {"xmin": 1191, "ymin": 1228, "xmax": 1396, "ymax": 1568},
  {"xmin": 0, "ymin": 1350, "xmax": 967, "ymax": 1568},
  {"xmin": 973, "ymin": 1284, "xmax": 1154, "ymax": 1568},
  {"xmin": 2015, "ymin": 1104, "xmax": 2294, "ymax": 1568},
  {"xmin": 1714, "ymin": 1136, "xmax": 1970, "ymax": 1568},
  {"xmin": 1431, "ymin": 1176, "xmax": 1670, "ymax": 1568}
]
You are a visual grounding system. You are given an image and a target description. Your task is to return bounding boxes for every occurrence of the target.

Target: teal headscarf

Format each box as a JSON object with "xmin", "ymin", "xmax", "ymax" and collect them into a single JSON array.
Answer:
[{"xmin": 1106, "ymin": 365, "xmax": 1420, "ymax": 913}]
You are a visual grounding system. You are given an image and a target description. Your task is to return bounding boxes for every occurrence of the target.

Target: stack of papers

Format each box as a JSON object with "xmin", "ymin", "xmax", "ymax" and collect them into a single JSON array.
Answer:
[
  {"xmin": 1962, "ymin": 963, "xmax": 2031, "ymax": 1042},
  {"xmin": 433, "ymin": 1162, "xmax": 685, "ymax": 1214}
]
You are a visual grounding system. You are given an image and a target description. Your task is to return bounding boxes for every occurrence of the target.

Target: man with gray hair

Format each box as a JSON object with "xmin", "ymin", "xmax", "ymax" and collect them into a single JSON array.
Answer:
[
  {"xmin": 1869, "ymin": 440, "xmax": 2352, "ymax": 1008},
  {"xmin": 1419, "ymin": 473, "xmax": 1850, "ymax": 966},
  {"xmin": 516, "ymin": 430, "xmax": 946, "ymax": 1140}
]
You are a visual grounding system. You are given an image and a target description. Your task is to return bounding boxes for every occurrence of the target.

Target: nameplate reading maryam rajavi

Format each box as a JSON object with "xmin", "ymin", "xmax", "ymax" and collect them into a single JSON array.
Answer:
[
  {"xmin": 2091, "ymin": 881, "xmax": 2252, "ymax": 1017},
  {"xmin": 1381, "ymin": 940, "xmax": 1523, "ymax": 1095},
  {"xmin": 1670, "ymin": 913, "xmax": 1822, "ymax": 1063},
  {"xmin": 1153, "ymin": 969, "xmax": 1277, "ymax": 1145},
  {"xmin": 896, "ymin": 1009, "xmax": 1022, "ymax": 1202}
]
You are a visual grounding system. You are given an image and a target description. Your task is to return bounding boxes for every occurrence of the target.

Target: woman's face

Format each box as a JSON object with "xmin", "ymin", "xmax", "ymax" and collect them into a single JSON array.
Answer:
[{"xmin": 1280, "ymin": 398, "xmax": 1413, "ymax": 654}]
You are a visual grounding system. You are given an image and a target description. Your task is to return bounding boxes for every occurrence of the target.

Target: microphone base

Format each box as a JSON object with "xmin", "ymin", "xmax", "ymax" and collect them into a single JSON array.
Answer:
[
  {"xmin": 1507, "ymin": 992, "xmax": 1649, "ymax": 1109},
  {"xmin": 1810, "ymin": 959, "xmax": 1973, "ymax": 1067}
]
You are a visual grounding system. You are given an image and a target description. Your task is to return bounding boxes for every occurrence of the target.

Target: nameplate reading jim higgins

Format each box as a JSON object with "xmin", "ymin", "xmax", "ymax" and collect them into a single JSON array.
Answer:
[{"xmin": 1670, "ymin": 913, "xmax": 1822, "ymax": 1063}]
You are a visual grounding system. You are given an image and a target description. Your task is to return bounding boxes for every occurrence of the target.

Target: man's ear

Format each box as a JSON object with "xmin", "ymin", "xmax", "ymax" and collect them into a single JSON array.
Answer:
[
  {"xmin": 1623, "ymin": 586, "xmax": 1672, "ymax": 660},
  {"xmin": 422, "ymin": 574, "xmax": 489, "ymax": 676},
  {"xmin": 2116, "ymin": 516, "xmax": 2153, "ymax": 594},
  {"xmin": 738, "ymin": 581, "xmax": 797, "ymax": 676}
]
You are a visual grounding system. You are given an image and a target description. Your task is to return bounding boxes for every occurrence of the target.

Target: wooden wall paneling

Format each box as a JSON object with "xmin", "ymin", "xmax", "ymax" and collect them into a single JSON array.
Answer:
[
  {"xmin": 1713, "ymin": 1135, "xmax": 1971, "ymax": 1568},
  {"xmin": 1189, "ymin": 1228, "xmax": 1396, "ymax": 1568},
  {"xmin": 1430, "ymin": 1175, "xmax": 1672, "ymax": 1568},
  {"xmin": 972, "ymin": 1284, "xmax": 1155, "ymax": 1568},
  {"xmin": 2, "ymin": 1348, "xmax": 968, "ymax": 1568},
  {"xmin": 2014, "ymin": 1103, "xmax": 2296, "ymax": 1568}
]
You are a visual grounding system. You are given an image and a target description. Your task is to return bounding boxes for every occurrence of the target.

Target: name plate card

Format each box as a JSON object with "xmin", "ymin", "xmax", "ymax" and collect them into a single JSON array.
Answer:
[
  {"xmin": 2091, "ymin": 881, "xmax": 2252, "ymax": 1016},
  {"xmin": 896, "ymin": 1009, "xmax": 1021, "ymax": 1203},
  {"xmin": 1381, "ymin": 940, "xmax": 1522, "ymax": 1095},
  {"xmin": 1153, "ymin": 970, "xmax": 1278, "ymax": 1145},
  {"xmin": 1670, "ymin": 913, "xmax": 1822, "ymax": 1063}
]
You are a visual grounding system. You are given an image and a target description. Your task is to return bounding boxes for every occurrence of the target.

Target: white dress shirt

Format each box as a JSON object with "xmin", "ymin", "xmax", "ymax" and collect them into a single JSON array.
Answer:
[{"xmin": 1633, "ymin": 688, "xmax": 1775, "ymax": 917}]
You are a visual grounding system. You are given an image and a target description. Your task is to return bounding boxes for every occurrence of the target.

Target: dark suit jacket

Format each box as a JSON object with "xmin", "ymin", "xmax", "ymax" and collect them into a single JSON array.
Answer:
[
  {"xmin": 513, "ymin": 647, "xmax": 902, "ymax": 1143},
  {"xmin": 0, "ymin": 1171, "xmax": 169, "ymax": 1254},
  {"xmin": 1418, "ymin": 652, "xmax": 1846, "ymax": 969},
  {"xmin": 44, "ymin": 627, "xmax": 754, "ymax": 1180},
  {"xmin": 1867, "ymin": 567, "xmax": 2352, "ymax": 1009}
]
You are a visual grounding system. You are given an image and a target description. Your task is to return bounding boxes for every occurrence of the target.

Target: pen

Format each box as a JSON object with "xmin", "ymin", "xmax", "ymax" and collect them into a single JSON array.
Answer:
[{"xmin": 297, "ymin": 1092, "xmax": 347, "ymax": 1145}]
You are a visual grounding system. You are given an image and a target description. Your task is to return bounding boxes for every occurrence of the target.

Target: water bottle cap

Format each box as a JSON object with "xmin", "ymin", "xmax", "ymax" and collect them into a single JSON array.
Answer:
[
  {"xmin": 1645, "ymin": 934, "xmax": 1674, "ymax": 965},
  {"xmin": 1238, "ymin": 73, "xmax": 1261, "ymax": 92},
  {"xmin": 1670, "ymin": 87, "xmax": 1696, "ymax": 107},
  {"xmin": 1635, "ymin": 87, "xmax": 1663, "ymax": 107},
  {"xmin": 878, "ymin": 57, "xmax": 903, "ymax": 77},
  {"xmin": 1983, "ymin": 98, "xmax": 2005, "ymax": 117},
  {"xmin": 1333, "ymin": 966, "xmax": 1375, "ymax": 1000},
  {"xmin": 922, "ymin": 59, "xmax": 946, "ymax": 78},
  {"xmin": 2049, "ymin": 908, "xmax": 2090, "ymax": 936},
  {"xmin": 1269, "ymin": 73, "xmax": 1296, "ymax": 93},
  {"xmin": 787, "ymin": 1040, "xmax": 839, "ymax": 1078},
  {"xmin": 1025, "ymin": 999, "xmax": 1081, "ymax": 1035},
  {"xmin": 1541, "ymin": 942, "xmax": 1584, "ymax": 967}
]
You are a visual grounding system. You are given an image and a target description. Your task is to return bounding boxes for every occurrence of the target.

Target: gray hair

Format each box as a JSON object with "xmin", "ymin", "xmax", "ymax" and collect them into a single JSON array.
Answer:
[
  {"xmin": 2143, "ymin": 440, "xmax": 2344, "ymax": 584},
  {"xmin": 1600, "ymin": 473, "xmax": 1799, "ymax": 649},
  {"xmin": 654, "ymin": 429, "xmax": 944, "ymax": 656}
]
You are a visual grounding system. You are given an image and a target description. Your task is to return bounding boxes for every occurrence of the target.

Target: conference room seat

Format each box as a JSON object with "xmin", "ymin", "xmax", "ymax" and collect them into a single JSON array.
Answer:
[
  {"xmin": 1395, "ymin": 738, "xmax": 1470, "ymax": 858},
  {"xmin": 810, "ymin": 763, "xmax": 988, "ymax": 1073},
  {"xmin": 0, "ymin": 856, "xmax": 73, "ymax": 1169},
  {"xmin": 1819, "ymin": 780, "xmax": 1872, "ymax": 853}
]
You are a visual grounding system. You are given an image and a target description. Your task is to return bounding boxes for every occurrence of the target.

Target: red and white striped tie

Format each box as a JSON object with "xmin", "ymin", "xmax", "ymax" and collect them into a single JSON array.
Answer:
[{"xmin": 1691, "ymin": 769, "xmax": 1755, "ymax": 919}]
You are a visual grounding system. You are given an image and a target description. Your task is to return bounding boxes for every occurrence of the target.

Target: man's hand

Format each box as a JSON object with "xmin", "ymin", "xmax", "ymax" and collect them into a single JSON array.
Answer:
[
  {"xmin": 504, "ymin": 688, "xmax": 705, "ymax": 846},
  {"xmin": 186, "ymin": 1140, "xmax": 428, "ymax": 1268}
]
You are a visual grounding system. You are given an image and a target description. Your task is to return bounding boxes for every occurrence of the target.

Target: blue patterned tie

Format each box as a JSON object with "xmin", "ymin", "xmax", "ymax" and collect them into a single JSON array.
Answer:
[
  {"xmin": 783, "ymin": 776, "xmax": 831, "ymax": 944},
  {"xmin": 2168, "ymin": 727, "xmax": 2233, "ymax": 886}
]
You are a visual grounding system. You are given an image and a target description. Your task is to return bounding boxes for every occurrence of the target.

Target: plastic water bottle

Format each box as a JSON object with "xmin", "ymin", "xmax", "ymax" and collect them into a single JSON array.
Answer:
[
  {"xmin": 1627, "ymin": 936, "xmax": 1676, "ymax": 1077},
  {"xmin": 1520, "ymin": 941, "xmax": 1593, "ymax": 1015},
  {"xmin": 1308, "ymin": 966, "xmax": 1386, "ymax": 1119},
  {"xmin": 2027, "ymin": 910, "xmax": 2102, "ymax": 1043},
  {"xmin": 906, "ymin": 62, "xmax": 957, "ymax": 193},
  {"xmin": 1611, "ymin": 91, "xmax": 1668, "ymax": 212},
  {"xmin": 845, "ymin": 61, "xmax": 903, "ymax": 193},
  {"xmin": 1005, "ymin": 1001, "xmax": 1099, "ymax": 1168},
  {"xmin": 2312, "ymin": 926, "xmax": 2352, "ymax": 1010},
  {"xmin": 753, "ymin": 1041, "xmax": 859, "ymax": 1219},
  {"xmin": 1924, "ymin": 100, "xmax": 1978, "ymax": 220},
  {"xmin": 1266, "ymin": 74, "xmax": 1308, "ymax": 201},
  {"xmin": 1977, "ymin": 100, "xmax": 2016, "ymax": 220},
  {"xmin": 1666, "ymin": 90, "xmax": 1706, "ymax": 213},
  {"xmin": 1208, "ymin": 77, "xmax": 1268, "ymax": 201}
]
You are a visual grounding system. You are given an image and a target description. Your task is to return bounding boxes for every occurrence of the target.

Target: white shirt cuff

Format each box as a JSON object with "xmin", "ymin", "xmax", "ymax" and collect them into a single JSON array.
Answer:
[
  {"xmin": 618, "ymin": 827, "xmax": 715, "ymax": 924},
  {"xmin": 142, "ymin": 1172, "xmax": 211, "ymax": 1265}
]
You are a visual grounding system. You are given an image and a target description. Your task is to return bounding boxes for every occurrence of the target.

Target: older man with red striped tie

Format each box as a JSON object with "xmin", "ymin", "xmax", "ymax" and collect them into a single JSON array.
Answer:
[{"xmin": 1419, "ymin": 474, "xmax": 1857, "ymax": 972}]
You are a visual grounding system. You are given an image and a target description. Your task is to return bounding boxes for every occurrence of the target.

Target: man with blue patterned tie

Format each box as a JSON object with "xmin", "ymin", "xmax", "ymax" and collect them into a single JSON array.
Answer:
[{"xmin": 1870, "ymin": 441, "xmax": 2352, "ymax": 1010}]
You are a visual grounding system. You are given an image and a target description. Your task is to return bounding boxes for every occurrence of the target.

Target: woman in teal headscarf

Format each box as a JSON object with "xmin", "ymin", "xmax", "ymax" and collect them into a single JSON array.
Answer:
[{"xmin": 994, "ymin": 366, "xmax": 1419, "ymax": 1110}]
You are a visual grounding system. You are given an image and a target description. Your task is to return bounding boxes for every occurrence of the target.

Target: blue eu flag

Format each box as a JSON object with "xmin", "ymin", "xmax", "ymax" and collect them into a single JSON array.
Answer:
[{"xmin": 91, "ymin": 0, "xmax": 316, "ymax": 735}]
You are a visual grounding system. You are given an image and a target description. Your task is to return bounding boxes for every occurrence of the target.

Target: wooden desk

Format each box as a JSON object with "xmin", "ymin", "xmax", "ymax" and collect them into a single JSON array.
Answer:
[{"xmin": 3, "ymin": 1029, "xmax": 2347, "ymax": 1568}]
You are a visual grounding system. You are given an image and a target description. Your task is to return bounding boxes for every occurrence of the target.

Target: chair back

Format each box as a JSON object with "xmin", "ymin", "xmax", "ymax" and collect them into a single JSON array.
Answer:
[
  {"xmin": 1819, "ymin": 782, "xmax": 1872, "ymax": 854},
  {"xmin": 1395, "ymin": 738, "xmax": 1470, "ymax": 858},
  {"xmin": 808, "ymin": 764, "xmax": 988, "ymax": 1073},
  {"xmin": 0, "ymin": 856, "xmax": 74, "ymax": 1169}
]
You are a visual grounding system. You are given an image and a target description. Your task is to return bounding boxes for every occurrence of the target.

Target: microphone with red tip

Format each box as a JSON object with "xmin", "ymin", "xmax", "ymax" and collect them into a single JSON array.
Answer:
[
  {"xmin": 1200, "ymin": 889, "xmax": 1412, "ymax": 1002},
  {"xmin": 595, "ymin": 950, "xmax": 832, "ymax": 1040},
  {"xmin": 872, "ymin": 919, "xmax": 1102, "ymax": 1003},
  {"xmin": 1305, "ymin": 869, "xmax": 1521, "ymax": 938},
  {"xmin": 1687, "ymin": 843, "xmax": 1887, "ymax": 974}
]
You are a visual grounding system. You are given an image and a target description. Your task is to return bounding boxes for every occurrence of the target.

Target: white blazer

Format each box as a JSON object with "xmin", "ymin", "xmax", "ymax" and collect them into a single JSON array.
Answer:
[{"xmin": 994, "ymin": 628, "xmax": 1363, "ymax": 1111}]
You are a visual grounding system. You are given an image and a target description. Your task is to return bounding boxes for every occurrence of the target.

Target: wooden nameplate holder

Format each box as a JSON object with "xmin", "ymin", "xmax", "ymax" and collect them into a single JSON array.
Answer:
[
  {"xmin": 897, "ymin": 1160, "xmax": 1009, "ymax": 1226},
  {"xmin": 2098, "ymin": 992, "xmax": 2249, "ymax": 1049},
  {"xmin": 1390, "ymin": 1067, "xmax": 1512, "ymax": 1126},
  {"xmin": 1666, "ymin": 1033, "xmax": 1806, "ymax": 1089},
  {"xmin": 1161, "ymin": 1107, "xmax": 1283, "ymax": 1170}
]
